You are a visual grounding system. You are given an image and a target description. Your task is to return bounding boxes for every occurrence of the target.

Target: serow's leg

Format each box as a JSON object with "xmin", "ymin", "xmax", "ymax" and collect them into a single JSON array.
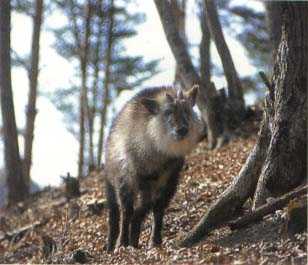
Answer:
[
  {"xmin": 130, "ymin": 191, "xmax": 152, "ymax": 248},
  {"xmin": 105, "ymin": 182, "xmax": 120, "ymax": 252},
  {"xmin": 151, "ymin": 205, "xmax": 164, "ymax": 247},
  {"xmin": 150, "ymin": 160, "xmax": 183, "ymax": 247},
  {"xmin": 116, "ymin": 185, "xmax": 134, "ymax": 248}
]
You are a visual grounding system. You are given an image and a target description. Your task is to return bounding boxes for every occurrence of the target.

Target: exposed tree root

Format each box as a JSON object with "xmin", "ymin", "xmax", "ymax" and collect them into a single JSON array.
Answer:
[
  {"xmin": 178, "ymin": 114, "xmax": 270, "ymax": 247},
  {"xmin": 179, "ymin": 2, "xmax": 307, "ymax": 247},
  {"xmin": 228, "ymin": 185, "xmax": 307, "ymax": 230}
]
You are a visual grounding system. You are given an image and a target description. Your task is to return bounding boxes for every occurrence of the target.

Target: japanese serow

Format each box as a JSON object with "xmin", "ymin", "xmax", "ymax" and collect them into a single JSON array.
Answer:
[{"xmin": 104, "ymin": 85, "xmax": 203, "ymax": 251}]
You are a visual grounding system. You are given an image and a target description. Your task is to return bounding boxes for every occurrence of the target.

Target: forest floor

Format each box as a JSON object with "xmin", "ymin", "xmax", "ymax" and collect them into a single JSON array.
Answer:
[{"xmin": 0, "ymin": 109, "xmax": 307, "ymax": 264}]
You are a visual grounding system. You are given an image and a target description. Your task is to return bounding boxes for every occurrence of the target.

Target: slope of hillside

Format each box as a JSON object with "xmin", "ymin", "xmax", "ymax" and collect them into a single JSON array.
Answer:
[{"xmin": 0, "ymin": 115, "xmax": 306, "ymax": 264}]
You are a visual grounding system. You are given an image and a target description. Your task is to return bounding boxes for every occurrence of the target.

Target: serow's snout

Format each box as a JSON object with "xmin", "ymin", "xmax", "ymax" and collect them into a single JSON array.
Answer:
[{"xmin": 175, "ymin": 126, "xmax": 188, "ymax": 140}]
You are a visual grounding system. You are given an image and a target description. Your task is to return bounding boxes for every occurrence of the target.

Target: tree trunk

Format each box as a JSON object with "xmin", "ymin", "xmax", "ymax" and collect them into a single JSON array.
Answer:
[
  {"xmin": 88, "ymin": 53, "xmax": 98, "ymax": 171},
  {"xmin": 171, "ymin": 0, "xmax": 187, "ymax": 89},
  {"xmin": 199, "ymin": 3, "xmax": 223, "ymax": 148},
  {"xmin": 88, "ymin": 35, "xmax": 100, "ymax": 170},
  {"xmin": 265, "ymin": 1, "xmax": 283, "ymax": 58},
  {"xmin": 88, "ymin": 71, "xmax": 96, "ymax": 171},
  {"xmin": 154, "ymin": 0, "xmax": 221, "ymax": 149},
  {"xmin": 88, "ymin": 32, "xmax": 102, "ymax": 168},
  {"xmin": 23, "ymin": 0, "xmax": 44, "ymax": 189},
  {"xmin": 252, "ymin": 2, "xmax": 307, "ymax": 208},
  {"xmin": 0, "ymin": 0, "xmax": 28, "ymax": 205},
  {"xmin": 72, "ymin": 0, "xmax": 92, "ymax": 178},
  {"xmin": 180, "ymin": 1, "xmax": 307, "ymax": 247},
  {"xmin": 97, "ymin": 0, "xmax": 114, "ymax": 167},
  {"xmin": 88, "ymin": 0, "xmax": 103, "ymax": 170},
  {"xmin": 204, "ymin": 0, "xmax": 245, "ymax": 123},
  {"xmin": 200, "ymin": 6, "xmax": 211, "ymax": 88}
]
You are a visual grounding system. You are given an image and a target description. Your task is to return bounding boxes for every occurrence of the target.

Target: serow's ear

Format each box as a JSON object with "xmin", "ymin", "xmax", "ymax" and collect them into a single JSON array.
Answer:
[
  {"xmin": 141, "ymin": 98, "xmax": 159, "ymax": 114},
  {"xmin": 166, "ymin": 93, "xmax": 174, "ymax": 103},
  {"xmin": 186, "ymin": 84, "xmax": 199, "ymax": 106}
]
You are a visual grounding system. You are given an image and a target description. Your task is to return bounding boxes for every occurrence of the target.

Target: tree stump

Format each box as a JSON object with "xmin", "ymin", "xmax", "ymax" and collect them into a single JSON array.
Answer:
[{"xmin": 62, "ymin": 173, "xmax": 81, "ymax": 200}]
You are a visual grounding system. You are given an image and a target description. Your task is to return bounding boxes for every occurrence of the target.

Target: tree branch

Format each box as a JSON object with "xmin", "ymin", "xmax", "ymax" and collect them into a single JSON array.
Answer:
[
  {"xmin": 154, "ymin": 0, "xmax": 200, "ymax": 89},
  {"xmin": 259, "ymin": 71, "xmax": 274, "ymax": 101}
]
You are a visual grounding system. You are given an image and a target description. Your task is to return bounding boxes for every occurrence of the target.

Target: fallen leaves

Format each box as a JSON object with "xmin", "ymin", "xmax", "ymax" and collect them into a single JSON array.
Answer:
[{"xmin": 0, "ymin": 118, "xmax": 307, "ymax": 264}]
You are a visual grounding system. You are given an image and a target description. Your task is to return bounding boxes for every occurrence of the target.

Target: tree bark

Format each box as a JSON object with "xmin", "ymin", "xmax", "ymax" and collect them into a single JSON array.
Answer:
[
  {"xmin": 265, "ymin": 1, "xmax": 283, "ymax": 58},
  {"xmin": 70, "ymin": 0, "xmax": 92, "ymax": 178},
  {"xmin": 88, "ymin": 29, "xmax": 100, "ymax": 170},
  {"xmin": 204, "ymin": 0, "xmax": 245, "ymax": 122},
  {"xmin": 88, "ymin": 0, "xmax": 103, "ymax": 170},
  {"xmin": 199, "ymin": 3, "xmax": 223, "ymax": 148},
  {"xmin": 154, "ymin": 0, "xmax": 221, "ymax": 149},
  {"xmin": 252, "ymin": 2, "xmax": 307, "ymax": 208},
  {"xmin": 180, "ymin": 1, "xmax": 307, "ymax": 247},
  {"xmin": 154, "ymin": 0, "xmax": 200, "ymax": 90},
  {"xmin": 0, "ymin": 0, "xmax": 28, "ymax": 204},
  {"xmin": 97, "ymin": 0, "xmax": 114, "ymax": 167},
  {"xmin": 24, "ymin": 0, "xmax": 44, "ymax": 189},
  {"xmin": 171, "ymin": 0, "xmax": 187, "ymax": 89},
  {"xmin": 200, "ymin": 6, "xmax": 211, "ymax": 89},
  {"xmin": 88, "ymin": 71, "xmax": 96, "ymax": 171},
  {"xmin": 79, "ymin": 2, "xmax": 92, "ymax": 177}
]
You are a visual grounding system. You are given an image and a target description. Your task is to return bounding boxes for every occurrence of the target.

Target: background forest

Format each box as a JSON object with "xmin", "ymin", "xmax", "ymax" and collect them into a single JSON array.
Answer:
[
  {"xmin": 0, "ymin": 0, "xmax": 269, "ymax": 205},
  {"xmin": 0, "ymin": 0, "xmax": 307, "ymax": 264}
]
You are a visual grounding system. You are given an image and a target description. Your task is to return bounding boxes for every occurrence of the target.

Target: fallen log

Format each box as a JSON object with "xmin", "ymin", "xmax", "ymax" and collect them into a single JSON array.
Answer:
[{"xmin": 228, "ymin": 184, "xmax": 307, "ymax": 230}]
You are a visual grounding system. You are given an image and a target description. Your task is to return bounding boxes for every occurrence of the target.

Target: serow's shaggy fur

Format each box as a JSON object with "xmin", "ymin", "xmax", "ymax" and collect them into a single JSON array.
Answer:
[{"xmin": 104, "ymin": 85, "xmax": 203, "ymax": 251}]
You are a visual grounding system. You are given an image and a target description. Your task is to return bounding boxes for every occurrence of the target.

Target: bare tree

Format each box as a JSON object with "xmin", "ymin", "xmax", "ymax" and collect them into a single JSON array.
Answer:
[
  {"xmin": 199, "ymin": 5, "xmax": 211, "ymax": 89},
  {"xmin": 53, "ymin": 0, "xmax": 159, "ymax": 171},
  {"xmin": 23, "ymin": 0, "xmax": 44, "ymax": 188},
  {"xmin": 97, "ymin": 0, "xmax": 114, "ymax": 167},
  {"xmin": 68, "ymin": 0, "xmax": 93, "ymax": 177},
  {"xmin": 87, "ymin": 0, "xmax": 104, "ymax": 170},
  {"xmin": 265, "ymin": 1, "xmax": 283, "ymax": 57},
  {"xmin": 154, "ymin": 0, "xmax": 221, "ymax": 149},
  {"xmin": 171, "ymin": 0, "xmax": 187, "ymax": 88},
  {"xmin": 204, "ymin": 0, "xmax": 245, "ymax": 122},
  {"xmin": 180, "ymin": 1, "xmax": 307, "ymax": 247},
  {"xmin": 0, "ymin": 0, "xmax": 28, "ymax": 204},
  {"xmin": 199, "ymin": 4, "xmax": 223, "ymax": 147}
]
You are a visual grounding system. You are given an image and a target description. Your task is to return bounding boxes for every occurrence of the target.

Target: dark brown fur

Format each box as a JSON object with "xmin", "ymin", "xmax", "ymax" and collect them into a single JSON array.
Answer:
[{"xmin": 104, "ymin": 86, "xmax": 202, "ymax": 251}]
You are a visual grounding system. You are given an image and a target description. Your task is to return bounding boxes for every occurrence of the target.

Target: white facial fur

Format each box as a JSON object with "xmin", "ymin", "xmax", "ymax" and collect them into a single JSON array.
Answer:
[{"xmin": 146, "ymin": 111, "xmax": 203, "ymax": 157}]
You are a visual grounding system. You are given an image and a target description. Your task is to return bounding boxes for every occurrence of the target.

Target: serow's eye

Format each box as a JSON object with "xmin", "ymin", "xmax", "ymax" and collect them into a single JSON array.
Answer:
[{"xmin": 164, "ymin": 109, "xmax": 173, "ymax": 117}]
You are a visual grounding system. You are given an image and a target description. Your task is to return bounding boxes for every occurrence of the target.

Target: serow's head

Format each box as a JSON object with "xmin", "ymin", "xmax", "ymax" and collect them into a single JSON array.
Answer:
[{"xmin": 141, "ymin": 85, "xmax": 199, "ymax": 141}]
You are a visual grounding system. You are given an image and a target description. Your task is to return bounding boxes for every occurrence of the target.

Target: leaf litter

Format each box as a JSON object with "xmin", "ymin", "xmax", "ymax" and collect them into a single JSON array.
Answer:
[{"xmin": 0, "ymin": 114, "xmax": 306, "ymax": 264}]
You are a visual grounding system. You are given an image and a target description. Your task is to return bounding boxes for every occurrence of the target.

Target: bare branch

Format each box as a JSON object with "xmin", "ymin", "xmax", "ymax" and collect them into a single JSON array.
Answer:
[{"xmin": 259, "ymin": 71, "xmax": 274, "ymax": 101}]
